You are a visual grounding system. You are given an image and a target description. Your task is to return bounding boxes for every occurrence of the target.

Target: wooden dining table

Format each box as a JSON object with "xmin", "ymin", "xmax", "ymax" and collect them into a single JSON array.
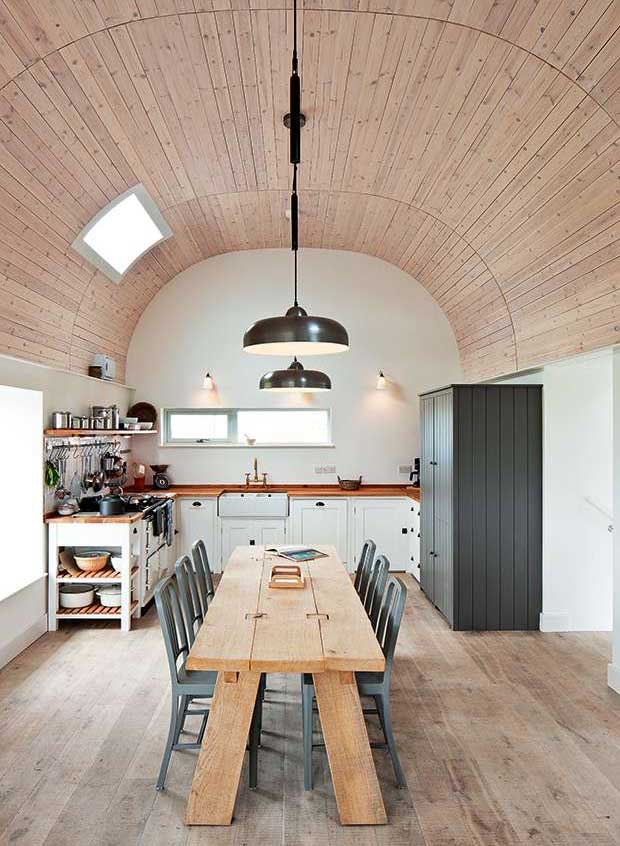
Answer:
[{"xmin": 185, "ymin": 544, "xmax": 387, "ymax": 826}]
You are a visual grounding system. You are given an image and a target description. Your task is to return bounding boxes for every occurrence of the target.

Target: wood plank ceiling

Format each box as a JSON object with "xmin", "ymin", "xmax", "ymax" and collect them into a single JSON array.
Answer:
[{"xmin": 0, "ymin": 1, "xmax": 619, "ymax": 381}]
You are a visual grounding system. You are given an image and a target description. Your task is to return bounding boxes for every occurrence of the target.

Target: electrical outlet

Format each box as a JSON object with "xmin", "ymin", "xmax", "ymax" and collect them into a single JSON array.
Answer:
[
  {"xmin": 398, "ymin": 464, "xmax": 412, "ymax": 475},
  {"xmin": 314, "ymin": 464, "xmax": 336, "ymax": 475}
]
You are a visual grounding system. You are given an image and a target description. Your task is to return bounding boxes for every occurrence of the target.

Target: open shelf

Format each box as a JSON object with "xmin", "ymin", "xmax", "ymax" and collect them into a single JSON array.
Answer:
[
  {"xmin": 56, "ymin": 600, "xmax": 138, "ymax": 619},
  {"xmin": 45, "ymin": 429, "xmax": 158, "ymax": 437},
  {"xmin": 57, "ymin": 565, "xmax": 138, "ymax": 583}
]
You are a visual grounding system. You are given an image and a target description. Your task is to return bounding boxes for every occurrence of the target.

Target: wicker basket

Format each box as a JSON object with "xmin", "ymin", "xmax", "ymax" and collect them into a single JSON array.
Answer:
[{"xmin": 338, "ymin": 476, "xmax": 362, "ymax": 491}]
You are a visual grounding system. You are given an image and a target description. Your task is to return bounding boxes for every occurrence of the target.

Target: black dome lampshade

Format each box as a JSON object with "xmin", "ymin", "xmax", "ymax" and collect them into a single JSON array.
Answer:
[
  {"xmin": 259, "ymin": 357, "xmax": 331, "ymax": 392},
  {"xmin": 244, "ymin": 305, "xmax": 349, "ymax": 356}
]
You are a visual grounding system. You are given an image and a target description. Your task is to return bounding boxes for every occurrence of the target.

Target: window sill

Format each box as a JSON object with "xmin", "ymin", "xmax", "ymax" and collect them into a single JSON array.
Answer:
[{"xmin": 159, "ymin": 443, "xmax": 336, "ymax": 449}]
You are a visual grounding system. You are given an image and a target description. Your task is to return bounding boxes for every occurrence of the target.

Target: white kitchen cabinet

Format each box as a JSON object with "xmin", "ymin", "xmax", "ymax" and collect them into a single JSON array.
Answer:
[
  {"xmin": 220, "ymin": 518, "xmax": 287, "ymax": 568},
  {"xmin": 408, "ymin": 499, "xmax": 421, "ymax": 581},
  {"xmin": 350, "ymin": 498, "xmax": 411, "ymax": 572},
  {"xmin": 177, "ymin": 497, "xmax": 219, "ymax": 571},
  {"xmin": 290, "ymin": 498, "xmax": 349, "ymax": 565}
]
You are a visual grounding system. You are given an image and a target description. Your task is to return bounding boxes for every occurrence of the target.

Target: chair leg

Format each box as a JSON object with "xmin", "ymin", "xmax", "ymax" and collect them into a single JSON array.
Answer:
[
  {"xmin": 157, "ymin": 694, "xmax": 183, "ymax": 791},
  {"xmin": 248, "ymin": 688, "xmax": 262, "ymax": 790},
  {"xmin": 302, "ymin": 680, "xmax": 313, "ymax": 791},
  {"xmin": 196, "ymin": 710, "xmax": 209, "ymax": 745},
  {"xmin": 258, "ymin": 674, "xmax": 266, "ymax": 743},
  {"xmin": 375, "ymin": 694, "xmax": 408, "ymax": 789},
  {"xmin": 177, "ymin": 694, "xmax": 190, "ymax": 735}
]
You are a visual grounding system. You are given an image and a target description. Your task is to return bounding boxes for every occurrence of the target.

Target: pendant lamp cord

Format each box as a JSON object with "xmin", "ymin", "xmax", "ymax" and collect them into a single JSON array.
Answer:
[
  {"xmin": 292, "ymin": 163, "xmax": 298, "ymax": 306},
  {"xmin": 290, "ymin": 0, "xmax": 300, "ymax": 307}
]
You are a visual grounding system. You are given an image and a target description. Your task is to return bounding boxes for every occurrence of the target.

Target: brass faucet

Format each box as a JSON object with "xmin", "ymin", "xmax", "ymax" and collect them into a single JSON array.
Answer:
[{"xmin": 245, "ymin": 456, "xmax": 268, "ymax": 487}]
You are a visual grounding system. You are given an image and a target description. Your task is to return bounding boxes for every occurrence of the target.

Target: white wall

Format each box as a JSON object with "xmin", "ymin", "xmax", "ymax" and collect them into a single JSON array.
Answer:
[
  {"xmin": 500, "ymin": 350, "xmax": 613, "ymax": 632},
  {"xmin": 0, "ymin": 353, "xmax": 134, "ymax": 668},
  {"xmin": 126, "ymin": 249, "xmax": 462, "ymax": 484},
  {"xmin": 0, "ymin": 353, "xmax": 134, "ymax": 423},
  {"xmin": 609, "ymin": 347, "xmax": 620, "ymax": 693}
]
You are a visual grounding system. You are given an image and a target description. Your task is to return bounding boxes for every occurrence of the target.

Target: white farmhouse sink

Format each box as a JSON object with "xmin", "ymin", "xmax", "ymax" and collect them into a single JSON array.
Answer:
[{"xmin": 218, "ymin": 492, "xmax": 289, "ymax": 518}]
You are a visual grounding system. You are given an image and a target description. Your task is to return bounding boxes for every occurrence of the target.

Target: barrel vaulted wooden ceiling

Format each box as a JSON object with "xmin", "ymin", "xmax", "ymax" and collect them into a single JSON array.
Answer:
[{"xmin": 0, "ymin": 1, "xmax": 619, "ymax": 382}]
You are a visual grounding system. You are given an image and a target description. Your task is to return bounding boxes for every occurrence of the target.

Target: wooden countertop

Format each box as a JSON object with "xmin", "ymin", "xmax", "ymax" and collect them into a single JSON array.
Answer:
[
  {"xmin": 45, "ymin": 486, "xmax": 420, "ymax": 522},
  {"xmin": 45, "ymin": 511, "xmax": 145, "ymax": 524},
  {"xmin": 136, "ymin": 484, "xmax": 420, "ymax": 501}
]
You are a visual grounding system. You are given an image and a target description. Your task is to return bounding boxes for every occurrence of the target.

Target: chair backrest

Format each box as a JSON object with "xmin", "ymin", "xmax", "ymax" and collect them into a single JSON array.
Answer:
[
  {"xmin": 191, "ymin": 539, "xmax": 215, "ymax": 612},
  {"xmin": 364, "ymin": 554, "xmax": 389, "ymax": 626},
  {"xmin": 175, "ymin": 554, "xmax": 204, "ymax": 643},
  {"xmin": 354, "ymin": 539, "xmax": 376, "ymax": 597},
  {"xmin": 375, "ymin": 576, "xmax": 407, "ymax": 676},
  {"xmin": 155, "ymin": 574, "xmax": 191, "ymax": 684}
]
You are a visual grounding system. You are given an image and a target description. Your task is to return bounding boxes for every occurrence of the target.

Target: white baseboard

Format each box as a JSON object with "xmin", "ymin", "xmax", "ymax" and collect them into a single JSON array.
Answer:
[
  {"xmin": 608, "ymin": 663, "xmax": 620, "ymax": 694},
  {"xmin": 0, "ymin": 614, "xmax": 47, "ymax": 670},
  {"xmin": 539, "ymin": 611, "xmax": 570, "ymax": 632}
]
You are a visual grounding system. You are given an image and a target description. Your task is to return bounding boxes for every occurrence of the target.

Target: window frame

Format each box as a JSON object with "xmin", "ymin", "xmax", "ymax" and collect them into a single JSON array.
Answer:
[{"xmin": 162, "ymin": 407, "xmax": 334, "ymax": 448}]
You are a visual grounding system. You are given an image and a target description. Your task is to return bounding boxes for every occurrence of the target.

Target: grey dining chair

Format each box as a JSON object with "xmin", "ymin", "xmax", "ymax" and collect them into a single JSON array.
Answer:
[
  {"xmin": 175, "ymin": 554, "xmax": 204, "ymax": 643},
  {"xmin": 155, "ymin": 573, "xmax": 262, "ymax": 791},
  {"xmin": 363, "ymin": 554, "xmax": 390, "ymax": 628},
  {"xmin": 301, "ymin": 574, "xmax": 408, "ymax": 791},
  {"xmin": 353, "ymin": 539, "xmax": 376, "ymax": 596},
  {"xmin": 191, "ymin": 538, "xmax": 216, "ymax": 612}
]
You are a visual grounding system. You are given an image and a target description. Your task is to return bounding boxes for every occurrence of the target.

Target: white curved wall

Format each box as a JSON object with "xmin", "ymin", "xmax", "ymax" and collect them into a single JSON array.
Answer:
[{"xmin": 126, "ymin": 249, "xmax": 462, "ymax": 484}]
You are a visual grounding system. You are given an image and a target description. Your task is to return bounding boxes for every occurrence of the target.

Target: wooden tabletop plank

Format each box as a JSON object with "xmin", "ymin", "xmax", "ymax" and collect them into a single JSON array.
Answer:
[
  {"xmin": 186, "ymin": 545, "xmax": 384, "ymax": 672},
  {"xmin": 250, "ymin": 552, "xmax": 325, "ymax": 673},
  {"xmin": 308, "ymin": 547, "xmax": 386, "ymax": 672},
  {"xmin": 186, "ymin": 546, "xmax": 263, "ymax": 672}
]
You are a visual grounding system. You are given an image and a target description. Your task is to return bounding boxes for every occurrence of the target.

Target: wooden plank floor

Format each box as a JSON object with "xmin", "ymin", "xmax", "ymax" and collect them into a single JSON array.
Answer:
[{"xmin": 1, "ymin": 576, "xmax": 619, "ymax": 846}]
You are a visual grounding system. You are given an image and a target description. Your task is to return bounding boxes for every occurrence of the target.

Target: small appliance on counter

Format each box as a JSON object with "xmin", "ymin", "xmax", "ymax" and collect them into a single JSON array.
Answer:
[
  {"xmin": 409, "ymin": 457, "xmax": 420, "ymax": 487},
  {"xmin": 150, "ymin": 464, "xmax": 171, "ymax": 490},
  {"xmin": 92, "ymin": 354, "xmax": 116, "ymax": 381}
]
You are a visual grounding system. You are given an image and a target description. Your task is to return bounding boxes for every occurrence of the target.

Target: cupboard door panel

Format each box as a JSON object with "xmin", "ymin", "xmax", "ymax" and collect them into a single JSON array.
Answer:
[
  {"xmin": 290, "ymin": 499, "xmax": 349, "ymax": 564},
  {"xmin": 420, "ymin": 396, "xmax": 435, "ymax": 599},
  {"xmin": 352, "ymin": 499, "xmax": 410, "ymax": 572},
  {"xmin": 178, "ymin": 498, "xmax": 218, "ymax": 571},
  {"xmin": 433, "ymin": 391, "xmax": 453, "ymax": 623},
  {"xmin": 220, "ymin": 519, "xmax": 287, "ymax": 568}
]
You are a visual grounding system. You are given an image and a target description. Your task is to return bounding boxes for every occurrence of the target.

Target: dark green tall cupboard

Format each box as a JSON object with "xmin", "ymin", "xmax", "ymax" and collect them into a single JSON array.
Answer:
[{"xmin": 420, "ymin": 384, "xmax": 542, "ymax": 631}]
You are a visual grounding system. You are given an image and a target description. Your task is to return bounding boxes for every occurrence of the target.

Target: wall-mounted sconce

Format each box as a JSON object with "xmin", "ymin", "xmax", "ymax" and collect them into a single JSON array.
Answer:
[
  {"xmin": 203, "ymin": 372, "xmax": 215, "ymax": 391},
  {"xmin": 376, "ymin": 370, "xmax": 387, "ymax": 390}
]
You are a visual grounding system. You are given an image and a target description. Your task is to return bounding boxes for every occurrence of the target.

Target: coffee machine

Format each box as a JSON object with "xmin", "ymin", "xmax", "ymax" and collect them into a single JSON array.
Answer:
[{"xmin": 409, "ymin": 457, "xmax": 420, "ymax": 488}]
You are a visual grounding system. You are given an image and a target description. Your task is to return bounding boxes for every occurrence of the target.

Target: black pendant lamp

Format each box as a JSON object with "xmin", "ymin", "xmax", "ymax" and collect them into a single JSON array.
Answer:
[
  {"xmin": 243, "ymin": 0, "xmax": 349, "ymax": 357},
  {"xmin": 260, "ymin": 357, "xmax": 331, "ymax": 392}
]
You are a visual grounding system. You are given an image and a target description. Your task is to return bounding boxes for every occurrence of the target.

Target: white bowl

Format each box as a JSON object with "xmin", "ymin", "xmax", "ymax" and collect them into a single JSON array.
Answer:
[{"xmin": 137, "ymin": 422, "xmax": 153, "ymax": 430}]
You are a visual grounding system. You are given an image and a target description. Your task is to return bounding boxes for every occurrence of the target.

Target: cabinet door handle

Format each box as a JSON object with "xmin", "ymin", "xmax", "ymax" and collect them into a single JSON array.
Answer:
[
  {"xmin": 192, "ymin": 501, "xmax": 202, "ymax": 507},
  {"xmin": 429, "ymin": 550, "xmax": 434, "ymax": 556},
  {"xmin": 315, "ymin": 501, "xmax": 325, "ymax": 507}
]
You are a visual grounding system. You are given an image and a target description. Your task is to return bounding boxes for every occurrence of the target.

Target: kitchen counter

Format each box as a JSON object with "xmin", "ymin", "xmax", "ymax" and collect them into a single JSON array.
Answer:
[
  {"xmin": 133, "ymin": 484, "xmax": 420, "ymax": 501},
  {"xmin": 45, "ymin": 511, "xmax": 146, "ymax": 524}
]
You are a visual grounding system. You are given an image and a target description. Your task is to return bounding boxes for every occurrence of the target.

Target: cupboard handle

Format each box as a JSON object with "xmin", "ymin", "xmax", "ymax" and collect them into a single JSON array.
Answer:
[
  {"xmin": 315, "ymin": 501, "xmax": 325, "ymax": 506},
  {"xmin": 192, "ymin": 501, "xmax": 202, "ymax": 507}
]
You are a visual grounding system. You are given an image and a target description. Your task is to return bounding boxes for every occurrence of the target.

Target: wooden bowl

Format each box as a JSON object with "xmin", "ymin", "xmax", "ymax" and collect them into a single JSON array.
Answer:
[{"xmin": 74, "ymin": 551, "xmax": 110, "ymax": 572}]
